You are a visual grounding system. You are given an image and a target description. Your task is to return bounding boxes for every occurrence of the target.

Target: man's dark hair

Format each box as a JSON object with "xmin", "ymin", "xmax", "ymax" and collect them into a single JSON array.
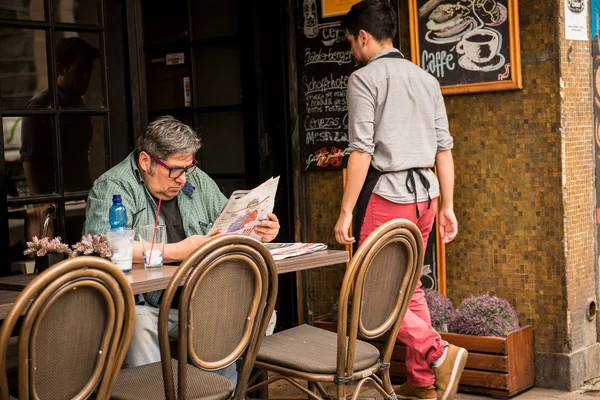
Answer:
[
  {"xmin": 56, "ymin": 37, "xmax": 99, "ymax": 68},
  {"xmin": 341, "ymin": 0, "xmax": 396, "ymax": 42}
]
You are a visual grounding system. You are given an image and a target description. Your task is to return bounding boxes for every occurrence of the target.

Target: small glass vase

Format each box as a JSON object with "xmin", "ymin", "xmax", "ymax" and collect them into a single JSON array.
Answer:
[{"xmin": 35, "ymin": 253, "xmax": 66, "ymax": 273}]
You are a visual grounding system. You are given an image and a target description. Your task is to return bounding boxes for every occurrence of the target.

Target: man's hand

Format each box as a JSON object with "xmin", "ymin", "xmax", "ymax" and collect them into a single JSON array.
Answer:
[
  {"xmin": 253, "ymin": 213, "xmax": 280, "ymax": 242},
  {"xmin": 438, "ymin": 208, "xmax": 458, "ymax": 244},
  {"xmin": 334, "ymin": 210, "xmax": 355, "ymax": 245},
  {"xmin": 179, "ymin": 235, "xmax": 213, "ymax": 256}
]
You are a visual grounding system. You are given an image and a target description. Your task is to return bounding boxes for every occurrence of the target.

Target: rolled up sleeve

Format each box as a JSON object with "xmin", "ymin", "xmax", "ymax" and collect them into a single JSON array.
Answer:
[
  {"xmin": 434, "ymin": 89, "xmax": 453, "ymax": 152},
  {"xmin": 346, "ymin": 72, "xmax": 375, "ymax": 155}
]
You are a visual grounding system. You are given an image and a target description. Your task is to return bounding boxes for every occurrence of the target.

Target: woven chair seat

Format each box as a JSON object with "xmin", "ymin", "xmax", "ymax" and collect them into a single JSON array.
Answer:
[
  {"xmin": 257, "ymin": 324, "xmax": 380, "ymax": 374},
  {"xmin": 111, "ymin": 359, "xmax": 234, "ymax": 400}
]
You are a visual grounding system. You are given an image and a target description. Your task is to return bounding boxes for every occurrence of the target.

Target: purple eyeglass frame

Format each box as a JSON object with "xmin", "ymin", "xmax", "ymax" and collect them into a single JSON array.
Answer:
[{"xmin": 146, "ymin": 152, "xmax": 198, "ymax": 178}]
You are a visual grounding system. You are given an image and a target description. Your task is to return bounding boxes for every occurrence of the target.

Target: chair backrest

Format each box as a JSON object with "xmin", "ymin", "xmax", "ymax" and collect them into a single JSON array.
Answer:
[
  {"xmin": 158, "ymin": 235, "xmax": 278, "ymax": 400},
  {"xmin": 336, "ymin": 219, "xmax": 423, "ymax": 378},
  {"xmin": 0, "ymin": 256, "xmax": 136, "ymax": 400}
]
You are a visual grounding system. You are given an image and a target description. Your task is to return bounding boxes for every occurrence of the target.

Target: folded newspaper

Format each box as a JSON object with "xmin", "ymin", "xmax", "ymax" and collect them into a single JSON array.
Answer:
[
  {"xmin": 264, "ymin": 243, "xmax": 328, "ymax": 260},
  {"xmin": 208, "ymin": 177, "xmax": 279, "ymax": 241}
]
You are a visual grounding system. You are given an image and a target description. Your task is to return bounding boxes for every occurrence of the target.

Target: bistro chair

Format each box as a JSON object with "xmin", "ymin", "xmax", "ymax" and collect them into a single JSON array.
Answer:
[
  {"xmin": 111, "ymin": 234, "xmax": 278, "ymax": 400},
  {"xmin": 0, "ymin": 256, "xmax": 136, "ymax": 400},
  {"xmin": 247, "ymin": 219, "xmax": 423, "ymax": 400}
]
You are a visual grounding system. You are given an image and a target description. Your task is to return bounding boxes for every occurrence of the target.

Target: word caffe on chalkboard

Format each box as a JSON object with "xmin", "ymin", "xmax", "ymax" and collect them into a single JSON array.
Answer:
[
  {"xmin": 297, "ymin": 0, "xmax": 399, "ymax": 171},
  {"xmin": 408, "ymin": 0, "xmax": 522, "ymax": 95}
]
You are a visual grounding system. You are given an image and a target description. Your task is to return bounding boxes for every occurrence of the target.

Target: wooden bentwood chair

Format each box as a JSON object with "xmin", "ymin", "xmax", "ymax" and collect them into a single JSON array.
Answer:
[
  {"xmin": 111, "ymin": 234, "xmax": 278, "ymax": 400},
  {"xmin": 248, "ymin": 219, "xmax": 424, "ymax": 400},
  {"xmin": 0, "ymin": 256, "xmax": 136, "ymax": 400}
]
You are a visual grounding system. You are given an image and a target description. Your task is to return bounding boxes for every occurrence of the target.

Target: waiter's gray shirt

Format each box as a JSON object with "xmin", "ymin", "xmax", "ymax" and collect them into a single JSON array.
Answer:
[{"xmin": 346, "ymin": 47, "xmax": 453, "ymax": 204}]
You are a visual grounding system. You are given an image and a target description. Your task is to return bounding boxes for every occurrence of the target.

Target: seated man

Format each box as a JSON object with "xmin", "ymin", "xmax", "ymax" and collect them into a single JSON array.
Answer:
[{"xmin": 83, "ymin": 116, "xmax": 280, "ymax": 379}]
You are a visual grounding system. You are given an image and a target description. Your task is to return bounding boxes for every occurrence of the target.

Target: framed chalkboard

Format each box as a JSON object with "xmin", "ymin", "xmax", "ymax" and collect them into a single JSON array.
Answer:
[
  {"xmin": 409, "ymin": 0, "xmax": 521, "ymax": 95},
  {"xmin": 297, "ymin": 0, "xmax": 399, "ymax": 171}
]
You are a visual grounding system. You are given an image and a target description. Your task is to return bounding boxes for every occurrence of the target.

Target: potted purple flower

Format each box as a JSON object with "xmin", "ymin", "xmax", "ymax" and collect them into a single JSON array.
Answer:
[
  {"xmin": 437, "ymin": 294, "xmax": 534, "ymax": 398},
  {"xmin": 449, "ymin": 294, "xmax": 520, "ymax": 337},
  {"xmin": 23, "ymin": 236, "xmax": 72, "ymax": 273},
  {"xmin": 424, "ymin": 288, "xmax": 454, "ymax": 332}
]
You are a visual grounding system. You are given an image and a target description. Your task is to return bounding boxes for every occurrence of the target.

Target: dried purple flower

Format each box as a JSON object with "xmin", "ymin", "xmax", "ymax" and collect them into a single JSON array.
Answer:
[
  {"xmin": 23, "ymin": 236, "xmax": 72, "ymax": 257},
  {"xmin": 424, "ymin": 289, "xmax": 454, "ymax": 332},
  {"xmin": 71, "ymin": 234, "xmax": 112, "ymax": 259},
  {"xmin": 450, "ymin": 294, "xmax": 519, "ymax": 337}
]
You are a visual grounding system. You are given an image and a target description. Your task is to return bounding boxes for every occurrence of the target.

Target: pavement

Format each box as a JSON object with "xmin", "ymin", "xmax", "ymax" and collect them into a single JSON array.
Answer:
[{"xmin": 267, "ymin": 379, "xmax": 600, "ymax": 399}]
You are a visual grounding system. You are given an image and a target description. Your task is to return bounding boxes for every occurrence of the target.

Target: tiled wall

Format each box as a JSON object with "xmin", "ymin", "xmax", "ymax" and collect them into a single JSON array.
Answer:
[
  {"xmin": 558, "ymin": 1, "xmax": 597, "ymax": 353},
  {"xmin": 440, "ymin": 0, "xmax": 569, "ymax": 354},
  {"xmin": 301, "ymin": 0, "xmax": 596, "ymax": 356},
  {"xmin": 303, "ymin": 170, "xmax": 347, "ymax": 320}
]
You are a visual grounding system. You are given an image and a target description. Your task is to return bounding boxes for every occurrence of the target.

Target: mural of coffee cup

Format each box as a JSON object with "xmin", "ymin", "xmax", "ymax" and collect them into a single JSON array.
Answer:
[{"xmin": 456, "ymin": 28, "xmax": 499, "ymax": 64}]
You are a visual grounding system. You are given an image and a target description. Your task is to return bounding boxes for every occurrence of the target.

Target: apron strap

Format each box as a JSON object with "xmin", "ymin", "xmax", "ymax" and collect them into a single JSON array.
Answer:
[
  {"xmin": 353, "ymin": 165, "xmax": 382, "ymax": 247},
  {"xmin": 406, "ymin": 168, "xmax": 432, "ymax": 219}
]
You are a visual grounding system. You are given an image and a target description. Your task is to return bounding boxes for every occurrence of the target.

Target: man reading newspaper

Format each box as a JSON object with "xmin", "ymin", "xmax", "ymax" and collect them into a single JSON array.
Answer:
[{"xmin": 83, "ymin": 116, "xmax": 280, "ymax": 383}]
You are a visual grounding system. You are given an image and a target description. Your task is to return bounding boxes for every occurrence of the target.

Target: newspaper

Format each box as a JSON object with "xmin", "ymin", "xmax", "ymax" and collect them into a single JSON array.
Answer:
[
  {"xmin": 208, "ymin": 177, "xmax": 279, "ymax": 241},
  {"xmin": 265, "ymin": 242, "xmax": 328, "ymax": 261}
]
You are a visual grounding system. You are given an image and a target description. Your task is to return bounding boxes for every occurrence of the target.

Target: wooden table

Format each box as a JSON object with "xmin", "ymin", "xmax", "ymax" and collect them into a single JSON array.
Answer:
[
  {"xmin": 0, "ymin": 291, "xmax": 21, "ymax": 321},
  {"xmin": 0, "ymin": 250, "xmax": 349, "ymax": 319}
]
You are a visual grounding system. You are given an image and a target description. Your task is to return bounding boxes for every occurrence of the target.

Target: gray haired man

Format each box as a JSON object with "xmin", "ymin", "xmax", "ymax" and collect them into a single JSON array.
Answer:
[{"xmin": 83, "ymin": 116, "xmax": 279, "ymax": 378}]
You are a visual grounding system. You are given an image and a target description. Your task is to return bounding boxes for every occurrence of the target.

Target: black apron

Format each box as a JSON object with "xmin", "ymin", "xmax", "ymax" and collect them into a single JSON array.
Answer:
[{"xmin": 352, "ymin": 51, "xmax": 432, "ymax": 247}]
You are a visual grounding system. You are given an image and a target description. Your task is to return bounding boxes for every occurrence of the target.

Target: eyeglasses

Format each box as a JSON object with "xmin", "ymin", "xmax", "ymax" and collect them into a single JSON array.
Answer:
[{"xmin": 146, "ymin": 152, "xmax": 198, "ymax": 179}]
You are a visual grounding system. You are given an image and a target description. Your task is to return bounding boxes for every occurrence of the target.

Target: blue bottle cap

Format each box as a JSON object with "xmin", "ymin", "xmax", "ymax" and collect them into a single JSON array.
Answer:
[{"xmin": 112, "ymin": 194, "xmax": 122, "ymax": 203}]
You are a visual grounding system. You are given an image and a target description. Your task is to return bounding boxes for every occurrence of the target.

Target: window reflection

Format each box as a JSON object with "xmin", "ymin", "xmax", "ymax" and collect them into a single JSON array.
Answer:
[
  {"xmin": 9, "ymin": 202, "xmax": 57, "ymax": 273},
  {"xmin": 0, "ymin": 27, "xmax": 49, "ymax": 109},
  {"xmin": 3, "ymin": 115, "xmax": 57, "ymax": 196},
  {"xmin": 65, "ymin": 199, "xmax": 87, "ymax": 244},
  {"xmin": 54, "ymin": 0, "xmax": 99, "ymax": 25},
  {"xmin": 61, "ymin": 115, "xmax": 106, "ymax": 192},
  {"xmin": 0, "ymin": 0, "xmax": 45, "ymax": 21},
  {"xmin": 55, "ymin": 32, "xmax": 104, "ymax": 108}
]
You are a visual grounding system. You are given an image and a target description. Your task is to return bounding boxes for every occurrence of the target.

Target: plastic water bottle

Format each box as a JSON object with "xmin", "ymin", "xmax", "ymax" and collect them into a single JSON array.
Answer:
[{"xmin": 109, "ymin": 194, "xmax": 128, "ymax": 230}]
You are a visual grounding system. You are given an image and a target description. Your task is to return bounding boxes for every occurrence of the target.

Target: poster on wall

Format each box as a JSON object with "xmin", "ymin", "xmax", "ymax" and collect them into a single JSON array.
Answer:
[
  {"xmin": 296, "ymin": 0, "xmax": 399, "ymax": 171},
  {"xmin": 565, "ymin": 0, "xmax": 588, "ymax": 40},
  {"xmin": 408, "ymin": 0, "xmax": 522, "ymax": 95}
]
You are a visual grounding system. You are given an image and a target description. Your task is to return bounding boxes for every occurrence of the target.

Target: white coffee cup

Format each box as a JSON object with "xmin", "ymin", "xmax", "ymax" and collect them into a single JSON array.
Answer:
[{"xmin": 456, "ymin": 28, "xmax": 499, "ymax": 64}]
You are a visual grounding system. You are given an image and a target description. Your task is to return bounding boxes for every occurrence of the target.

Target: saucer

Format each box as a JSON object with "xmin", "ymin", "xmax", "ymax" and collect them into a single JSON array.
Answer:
[
  {"xmin": 458, "ymin": 53, "xmax": 505, "ymax": 72},
  {"xmin": 425, "ymin": 19, "xmax": 474, "ymax": 44}
]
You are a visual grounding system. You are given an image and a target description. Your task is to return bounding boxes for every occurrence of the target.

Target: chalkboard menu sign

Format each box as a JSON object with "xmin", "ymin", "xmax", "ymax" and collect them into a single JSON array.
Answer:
[
  {"xmin": 297, "ymin": 0, "xmax": 399, "ymax": 171},
  {"xmin": 409, "ymin": 0, "xmax": 522, "ymax": 95}
]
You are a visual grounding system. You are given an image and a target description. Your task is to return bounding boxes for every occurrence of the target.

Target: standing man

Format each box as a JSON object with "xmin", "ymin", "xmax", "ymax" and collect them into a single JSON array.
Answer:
[{"xmin": 334, "ymin": 2, "xmax": 466, "ymax": 400}]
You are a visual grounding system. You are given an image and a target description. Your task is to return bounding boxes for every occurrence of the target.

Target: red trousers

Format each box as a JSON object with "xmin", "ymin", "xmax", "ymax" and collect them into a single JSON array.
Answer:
[{"xmin": 359, "ymin": 194, "xmax": 447, "ymax": 387}]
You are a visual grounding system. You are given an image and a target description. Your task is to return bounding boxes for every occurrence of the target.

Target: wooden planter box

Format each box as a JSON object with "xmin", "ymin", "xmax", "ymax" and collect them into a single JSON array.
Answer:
[{"xmin": 312, "ymin": 321, "xmax": 534, "ymax": 399}]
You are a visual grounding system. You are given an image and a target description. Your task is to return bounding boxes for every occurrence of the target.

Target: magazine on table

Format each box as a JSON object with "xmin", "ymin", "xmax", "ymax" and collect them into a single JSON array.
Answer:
[
  {"xmin": 264, "ymin": 242, "xmax": 328, "ymax": 261},
  {"xmin": 208, "ymin": 176, "xmax": 279, "ymax": 241}
]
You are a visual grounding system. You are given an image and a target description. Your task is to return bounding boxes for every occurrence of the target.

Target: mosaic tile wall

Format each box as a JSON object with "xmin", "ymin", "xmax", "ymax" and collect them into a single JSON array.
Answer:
[
  {"xmin": 303, "ymin": 170, "xmax": 347, "ymax": 321},
  {"xmin": 558, "ymin": 1, "xmax": 597, "ymax": 353},
  {"xmin": 400, "ymin": 0, "xmax": 581, "ymax": 353},
  {"xmin": 301, "ymin": 0, "xmax": 596, "ymax": 355}
]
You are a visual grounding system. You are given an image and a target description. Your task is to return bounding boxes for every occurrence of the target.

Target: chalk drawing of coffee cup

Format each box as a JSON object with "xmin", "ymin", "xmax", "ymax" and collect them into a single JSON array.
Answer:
[{"xmin": 456, "ymin": 28, "xmax": 499, "ymax": 64}]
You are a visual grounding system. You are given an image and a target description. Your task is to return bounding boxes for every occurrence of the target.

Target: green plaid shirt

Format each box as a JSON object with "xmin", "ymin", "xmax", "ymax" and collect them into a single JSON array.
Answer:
[{"xmin": 83, "ymin": 151, "xmax": 227, "ymax": 307}]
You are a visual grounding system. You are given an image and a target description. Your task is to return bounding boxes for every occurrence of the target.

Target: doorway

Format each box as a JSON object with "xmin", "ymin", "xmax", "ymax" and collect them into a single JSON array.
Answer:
[{"xmin": 137, "ymin": 0, "xmax": 296, "ymax": 329}]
